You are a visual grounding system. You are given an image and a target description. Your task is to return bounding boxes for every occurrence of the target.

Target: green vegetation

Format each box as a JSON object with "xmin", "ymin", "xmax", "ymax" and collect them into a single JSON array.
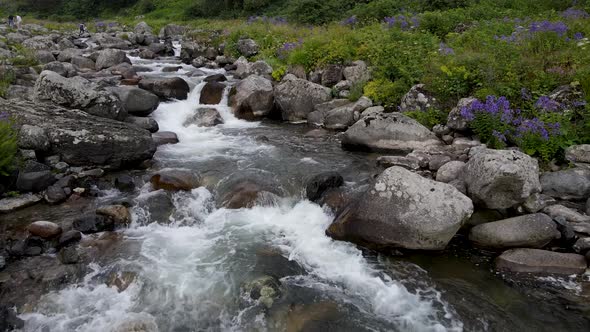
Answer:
[{"xmin": 0, "ymin": 112, "xmax": 18, "ymax": 176}]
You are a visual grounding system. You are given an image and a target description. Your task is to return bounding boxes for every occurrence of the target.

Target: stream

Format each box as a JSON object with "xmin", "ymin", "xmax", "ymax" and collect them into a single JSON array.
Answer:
[{"xmin": 6, "ymin": 52, "xmax": 590, "ymax": 332}]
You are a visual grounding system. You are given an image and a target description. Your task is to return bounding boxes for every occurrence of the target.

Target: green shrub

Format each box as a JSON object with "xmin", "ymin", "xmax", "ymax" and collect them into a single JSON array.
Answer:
[
  {"xmin": 0, "ymin": 69, "xmax": 15, "ymax": 98},
  {"xmin": 0, "ymin": 113, "xmax": 18, "ymax": 176},
  {"xmin": 405, "ymin": 108, "xmax": 447, "ymax": 129},
  {"xmin": 348, "ymin": 80, "xmax": 367, "ymax": 102},
  {"xmin": 363, "ymin": 79, "xmax": 408, "ymax": 108}
]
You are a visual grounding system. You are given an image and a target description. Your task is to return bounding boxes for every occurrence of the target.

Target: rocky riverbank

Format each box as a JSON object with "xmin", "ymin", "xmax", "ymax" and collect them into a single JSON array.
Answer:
[{"xmin": 1, "ymin": 20, "xmax": 589, "ymax": 331}]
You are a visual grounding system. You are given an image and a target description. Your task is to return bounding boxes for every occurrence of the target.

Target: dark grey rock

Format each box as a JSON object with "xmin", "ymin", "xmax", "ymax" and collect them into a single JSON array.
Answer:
[
  {"xmin": 16, "ymin": 171, "xmax": 56, "ymax": 193},
  {"xmin": 306, "ymin": 172, "xmax": 344, "ymax": 202}
]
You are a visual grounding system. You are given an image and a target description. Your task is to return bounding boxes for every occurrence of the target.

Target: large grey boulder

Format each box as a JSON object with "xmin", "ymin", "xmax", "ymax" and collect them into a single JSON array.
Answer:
[
  {"xmin": 18, "ymin": 124, "xmax": 50, "ymax": 151},
  {"xmin": 229, "ymin": 75, "xmax": 274, "ymax": 120},
  {"xmin": 35, "ymin": 50, "xmax": 56, "ymax": 64},
  {"xmin": 495, "ymin": 249, "xmax": 587, "ymax": 275},
  {"xmin": 180, "ymin": 41, "xmax": 207, "ymax": 64},
  {"xmin": 447, "ymin": 97, "xmax": 477, "ymax": 131},
  {"xmin": 139, "ymin": 77, "xmax": 190, "ymax": 100},
  {"xmin": 34, "ymin": 70, "xmax": 125, "ymax": 120},
  {"xmin": 399, "ymin": 84, "xmax": 438, "ymax": 113},
  {"xmin": 199, "ymin": 82, "xmax": 225, "ymax": 105},
  {"xmin": 96, "ymin": 49, "xmax": 130, "ymax": 70},
  {"xmin": 22, "ymin": 36, "xmax": 56, "ymax": 50},
  {"xmin": 43, "ymin": 61, "xmax": 77, "ymax": 78},
  {"xmin": 90, "ymin": 33, "xmax": 130, "ymax": 49},
  {"xmin": 135, "ymin": 22, "xmax": 153, "ymax": 35},
  {"xmin": 327, "ymin": 166, "xmax": 473, "ymax": 250},
  {"xmin": 237, "ymin": 38, "xmax": 260, "ymax": 57},
  {"xmin": 341, "ymin": 112, "xmax": 442, "ymax": 153},
  {"xmin": 468, "ymin": 214, "xmax": 558, "ymax": 249},
  {"xmin": 342, "ymin": 60, "xmax": 370, "ymax": 85},
  {"xmin": 16, "ymin": 171, "xmax": 56, "ymax": 193},
  {"xmin": 234, "ymin": 58, "xmax": 273, "ymax": 79},
  {"xmin": 2, "ymin": 99, "xmax": 155, "ymax": 168},
  {"xmin": 159, "ymin": 24, "xmax": 186, "ymax": 39},
  {"xmin": 71, "ymin": 56, "xmax": 96, "ymax": 70},
  {"xmin": 323, "ymin": 97, "xmax": 372, "ymax": 130},
  {"xmin": 125, "ymin": 116, "xmax": 159, "ymax": 133},
  {"xmin": 436, "ymin": 161, "xmax": 466, "ymax": 183},
  {"xmin": 540, "ymin": 168, "xmax": 590, "ymax": 200},
  {"xmin": 57, "ymin": 48, "xmax": 83, "ymax": 62},
  {"xmin": 464, "ymin": 149, "xmax": 541, "ymax": 209},
  {"xmin": 109, "ymin": 86, "xmax": 160, "ymax": 117},
  {"xmin": 274, "ymin": 76, "xmax": 332, "ymax": 122},
  {"xmin": 566, "ymin": 144, "xmax": 590, "ymax": 164}
]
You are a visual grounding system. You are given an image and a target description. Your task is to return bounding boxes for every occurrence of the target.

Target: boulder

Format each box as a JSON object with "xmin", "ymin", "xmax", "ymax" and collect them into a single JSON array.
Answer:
[
  {"xmin": 43, "ymin": 61, "xmax": 77, "ymax": 78},
  {"xmin": 57, "ymin": 48, "xmax": 82, "ymax": 62},
  {"xmin": 323, "ymin": 97, "xmax": 372, "ymax": 130},
  {"xmin": 16, "ymin": 171, "xmax": 56, "ymax": 193},
  {"xmin": 58, "ymin": 230, "xmax": 82, "ymax": 248},
  {"xmin": 159, "ymin": 24, "xmax": 186, "ymax": 39},
  {"xmin": 399, "ymin": 84, "xmax": 438, "ymax": 113},
  {"xmin": 183, "ymin": 108, "xmax": 223, "ymax": 127},
  {"xmin": 152, "ymin": 131, "xmax": 179, "ymax": 146},
  {"xmin": 464, "ymin": 149, "xmax": 541, "ymax": 209},
  {"xmin": 306, "ymin": 172, "xmax": 344, "ymax": 202},
  {"xmin": 522, "ymin": 193, "xmax": 557, "ymax": 213},
  {"xmin": 95, "ymin": 49, "xmax": 130, "ymax": 71},
  {"xmin": 3, "ymin": 99, "xmax": 155, "ymax": 168},
  {"xmin": 114, "ymin": 175, "xmax": 135, "ymax": 192},
  {"xmin": 73, "ymin": 213, "xmax": 115, "ymax": 234},
  {"xmin": 229, "ymin": 75, "xmax": 274, "ymax": 120},
  {"xmin": 0, "ymin": 194, "xmax": 42, "ymax": 214},
  {"xmin": 126, "ymin": 116, "xmax": 159, "ymax": 133},
  {"xmin": 135, "ymin": 22, "xmax": 153, "ymax": 35},
  {"xmin": 97, "ymin": 205, "xmax": 131, "ymax": 225},
  {"xmin": 204, "ymin": 74, "xmax": 227, "ymax": 83},
  {"xmin": 28, "ymin": 221, "xmax": 62, "ymax": 239},
  {"xmin": 436, "ymin": 161, "xmax": 465, "ymax": 183},
  {"xmin": 139, "ymin": 49, "xmax": 156, "ymax": 59},
  {"xmin": 468, "ymin": 214, "xmax": 558, "ymax": 249},
  {"xmin": 321, "ymin": 65, "xmax": 343, "ymax": 87},
  {"xmin": 22, "ymin": 36, "xmax": 56, "ymax": 50},
  {"xmin": 327, "ymin": 166, "xmax": 473, "ymax": 250},
  {"xmin": 35, "ymin": 50, "xmax": 56, "ymax": 64},
  {"xmin": 199, "ymin": 82, "xmax": 225, "ymax": 105},
  {"xmin": 139, "ymin": 77, "xmax": 190, "ymax": 100},
  {"xmin": 274, "ymin": 76, "xmax": 332, "ymax": 122},
  {"xmin": 135, "ymin": 190, "xmax": 175, "ymax": 224},
  {"xmin": 44, "ymin": 185, "xmax": 67, "ymax": 204},
  {"xmin": 495, "ymin": 249, "xmax": 587, "ymax": 275},
  {"xmin": 18, "ymin": 124, "xmax": 50, "ymax": 151},
  {"xmin": 342, "ymin": 61, "xmax": 370, "ymax": 85},
  {"xmin": 180, "ymin": 41, "xmax": 207, "ymax": 64},
  {"xmin": 71, "ymin": 56, "xmax": 95, "ymax": 70},
  {"xmin": 150, "ymin": 169, "xmax": 201, "ymax": 191},
  {"xmin": 376, "ymin": 156, "xmax": 420, "ymax": 170},
  {"xmin": 446, "ymin": 97, "xmax": 477, "ymax": 131},
  {"xmin": 566, "ymin": 144, "xmax": 590, "ymax": 164},
  {"xmin": 234, "ymin": 58, "xmax": 273, "ymax": 79},
  {"xmin": 110, "ymin": 86, "xmax": 160, "ymax": 116},
  {"xmin": 540, "ymin": 168, "xmax": 590, "ymax": 200},
  {"xmin": 341, "ymin": 112, "xmax": 442, "ymax": 153},
  {"xmin": 90, "ymin": 33, "xmax": 130, "ymax": 49},
  {"xmin": 237, "ymin": 38, "xmax": 260, "ymax": 57},
  {"xmin": 543, "ymin": 204, "xmax": 590, "ymax": 223},
  {"xmin": 34, "ymin": 70, "xmax": 125, "ymax": 120},
  {"xmin": 217, "ymin": 170, "xmax": 283, "ymax": 209}
]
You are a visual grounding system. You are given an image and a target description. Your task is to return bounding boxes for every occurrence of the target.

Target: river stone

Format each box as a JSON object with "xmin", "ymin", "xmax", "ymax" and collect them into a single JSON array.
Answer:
[
  {"xmin": 237, "ymin": 38, "xmax": 259, "ymax": 57},
  {"xmin": 542, "ymin": 204, "xmax": 590, "ymax": 223},
  {"xmin": 115, "ymin": 175, "xmax": 135, "ymax": 192},
  {"xmin": 71, "ymin": 56, "xmax": 95, "ymax": 70},
  {"xmin": 306, "ymin": 172, "xmax": 344, "ymax": 202},
  {"xmin": 44, "ymin": 185, "xmax": 67, "ymax": 204},
  {"xmin": 217, "ymin": 170, "xmax": 283, "ymax": 209},
  {"xmin": 587, "ymin": 198, "xmax": 590, "ymax": 215},
  {"xmin": 495, "ymin": 249, "xmax": 587, "ymax": 275},
  {"xmin": 229, "ymin": 75, "xmax": 274, "ymax": 120},
  {"xmin": 151, "ymin": 169, "xmax": 201, "ymax": 191},
  {"xmin": 18, "ymin": 124, "xmax": 50, "ymax": 151},
  {"xmin": 57, "ymin": 48, "xmax": 83, "ymax": 62},
  {"xmin": 34, "ymin": 70, "xmax": 125, "ymax": 120},
  {"xmin": 275, "ymin": 76, "xmax": 332, "ymax": 122},
  {"xmin": 376, "ymin": 156, "xmax": 421, "ymax": 170},
  {"xmin": 159, "ymin": 24, "xmax": 186, "ymax": 39},
  {"xmin": 16, "ymin": 171, "xmax": 56, "ymax": 193},
  {"xmin": 464, "ymin": 148, "xmax": 541, "ymax": 209},
  {"xmin": 540, "ymin": 168, "xmax": 590, "ymax": 200},
  {"xmin": 428, "ymin": 155, "xmax": 452, "ymax": 172},
  {"xmin": 468, "ymin": 214, "xmax": 558, "ymax": 249},
  {"xmin": 436, "ymin": 161, "xmax": 465, "ymax": 183},
  {"xmin": 3, "ymin": 99, "xmax": 155, "ymax": 169},
  {"xmin": 126, "ymin": 116, "xmax": 159, "ymax": 133},
  {"xmin": 341, "ymin": 112, "xmax": 442, "ymax": 153},
  {"xmin": 135, "ymin": 190, "xmax": 175, "ymax": 224},
  {"xmin": 566, "ymin": 144, "xmax": 590, "ymax": 164},
  {"xmin": 28, "ymin": 221, "xmax": 62, "ymax": 239},
  {"xmin": 321, "ymin": 65, "xmax": 343, "ymax": 87},
  {"xmin": 0, "ymin": 194, "xmax": 42, "ymax": 214},
  {"xmin": 35, "ymin": 50, "xmax": 56, "ymax": 64},
  {"xmin": 95, "ymin": 49, "xmax": 130, "ymax": 70},
  {"xmin": 112, "ymin": 314, "xmax": 158, "ymax": 332},
  {"xmin": 0, "ymin": 306, "xmax": 24, "ymax": 331},
  {"xmin": 22, "ymin": 35, "xmax": 56, "ymax": 50},
  {"xmin": 152, "ymin": 131, "xmax": 179, "ymax": 146},
  {"xmin": 110, "ymin": 86, "xmax": 160, "ymax": 117},
  {"xmin": 58, "ymin": 246, "xmax": 79, "ymax": 264},
  {"xmin": 183, "ymin": 108, "xmax": 223, "ymax": 127},
  {"xmin": 522, "ymin": 193, "xmax": 557, "ymax": 213},
  {"xmin": 43, "ymin": 61, "xmax": 77, "ymax": 78},
  {"xmin": 135, "ymin": 21, "xmax": 153, "ymax": 35},
  {"xmin": 199, "ymin": 82, "xmax": 225, "ymax": 105},
  {"xmin": 447, "ymin": 97, "xmax": 477, "ymax": 131},
  {"xmin": 241, "ymin": 275, "xmax": 281, "ymax": 309},
  {"xmin": 73, "ymin": 213, "xmax": 115, "ymax": 234},
  {"xmin": 327, "ymin": 166, "xmax": 473, "ymax": 250},
  {"xmin": 58, "ymin": 230, "xmax": 82, "ymax": 248},
  {"xmin": 323, "ymin": 97, "xmax": 373, "ymax": 130},
  {"xmin": 139, "ymin": 77, "xmax": 190, "ymax": 100},
  {"xmin": 97, "ymin": 205, "xmax": 131, "ymax": 225},
  {"xmin": 139, "ymin": 49, "xmax": 156, "ymax": 59}
]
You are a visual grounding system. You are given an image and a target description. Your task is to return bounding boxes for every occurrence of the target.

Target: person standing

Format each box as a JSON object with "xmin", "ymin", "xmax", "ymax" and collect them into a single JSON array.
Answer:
[
  {"xmin": 79, "ymin": 22, "xmax": 86, "ymax": 36},
  {"xmin": 15, "ymin": 15, "xmax": 22, "ymax": 30},
  {"xmin": 7, "ymin": 15, "xmax": 13, "ymax": 28}
]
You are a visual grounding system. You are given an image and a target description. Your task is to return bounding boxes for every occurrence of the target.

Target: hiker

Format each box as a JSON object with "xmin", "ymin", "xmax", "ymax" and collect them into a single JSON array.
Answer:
[
  {"xmin": 79, "ymin": 22, "xmax": 86, "ymax": 36},
  {"xmin": 15, "ymin": 15, "xmax": 22, "ymax": 30},
  {"xmin": 7, "ymin": 15, "xmax": 13, "ymax": 28}
]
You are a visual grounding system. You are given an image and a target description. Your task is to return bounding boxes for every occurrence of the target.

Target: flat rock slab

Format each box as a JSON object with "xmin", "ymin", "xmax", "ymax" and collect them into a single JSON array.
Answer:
[
  {"xmin": 0, "ymin": 194, "xmax": 42, "ymax": 214},
  {"xmin": 495, "ymin": 248, "xmax": 587, "ymax": 275}
]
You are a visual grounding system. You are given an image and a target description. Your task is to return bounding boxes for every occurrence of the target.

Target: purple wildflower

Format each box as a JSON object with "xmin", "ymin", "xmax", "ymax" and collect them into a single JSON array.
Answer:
[
  {"xmin": 492, "ymin": 130, "xmax": 507, "ymax": 143},
  {"xmin": 517, "ymin": 118, "xmax": 550, "ymax": 140},
  {"xmin": 574, "ymin": 32, "xmax": 585, "ymax": 40},
  {"xmin": 561, "ymin": 8, "xmax": 590, "ymax": 20},
  {"xmin": 341, "ymin": 16, "xmax": 358, "ymax": 27},
  {"xmin": 529, "ymin": 21, "xmax": 569, "ymax": 37},
  {"xmin": 0, "ymin": 112, "xmax": 9, "ymax": 121},
  {"xmin": 521, "ymin": 88, "xmax": 532, "ymax": 101},
  {"xmin": 439, "ymin": 42, "xmax": 454, "ymax": 55},
  {"xmin": 384, "ymin": 16, "xmax": 396, "ymax": 28},
  {"xmin": 535, "ymin": 96, "xmax": 562, "ymax": 112}
]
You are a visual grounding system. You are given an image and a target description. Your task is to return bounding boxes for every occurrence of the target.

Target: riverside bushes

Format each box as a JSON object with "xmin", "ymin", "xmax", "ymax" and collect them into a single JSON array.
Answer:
[{"xmin": 0, "ymin": 112, "xmax": 17, "ymax": 176}]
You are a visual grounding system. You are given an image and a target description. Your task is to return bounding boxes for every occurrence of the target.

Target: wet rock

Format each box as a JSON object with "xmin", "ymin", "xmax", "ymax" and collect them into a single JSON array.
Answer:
[
  {"xmin": 79, "ymin": 168, "xmax": 105, "ymax": 178},
  {"xmin": 566, "ymin": 144, "xmax": 590, "ymax": 164},
  {"xmin": 342, "ymin": 60, "xmax": 370, "ymax": 85},
  {"xmin": 0, "ymin": 306, "xmax": 24, "ymax": 331},
  {"xmin": 126, "ymin": 116, "xmax": 159, "ymax": 133},
  {"xmin": 111, "ymin": 314, "xmax": 158, "ymax": 332},
  {"xmin": 73, "ymin": 213, "xmax": 115, "ymax": 234},
  {"xmin": 540, "ymin": 168, "xmax": 590, "ymax": 200},
  {"xmin": 44, "ymin": 185, "xmax": 67, "ymax": 204},
  {"xmin": 495, "ymin": 248, "xmax": 587, "ymax": 275},
  {"xmin": 97, "ymin": 205, "xmax": 131, "ymax": 225},
  {"xmin": 447, "ymin": 97, "xmax": 477, "ymax": 131},
  {"xmin": 152, "ymin": 131, "xmax": 179, "ymax": 146},
  {"xmin": 399, "ymin": 84, "xmax": 438, "ymax": 113},
  {"xmin": 58, "ymin": 246, "xmax": 79, "ymax": 264},
  {"xmin": 229, "ymin": 75, "xmax": 274, "ymax": 120},
  {"xmin": 0, "ymin": 194, "xmax": 42, "ymax": 214},
  {"xmin": 17, "ymin": 124, "xmax": 50, "ymax": 151},
  {"xmin": 254, "ymin": 247, "xmax": 306, "ymax": 279},
  {"xmin": 217, "ymin": 171, "xmax": 283, "ymax": 209},
  {"xmin": 464, "ymin": 148, "xmax": 541, "ymax": 209},
  {"xmin": 275, "ymin": 76, "xmax": 332, "ymax": 122},
  {"xmin": 34, "ymin": 70, "xmax": 125, "ymax": 120},
  {"xmin": 543, "ymin": 204, "xmax": 590, "ymax": 223},
  {"xmin": 327, "ymin": 166, "xmax": 473, "ymax": 250},
  {"xmin": 28, "ymin": 221, "xmax": 62, "ymax": 239},
  {"xmin": 150, "ymin": 169, "xmax": 201, "ymax": 191},
  {"xmin": 139, "ymin": 77, "xmax": 190, "ymax": 100},
  {"xmin": 436, "ymin": 161, "xmax": 465, "ymax": 183},
  {"xmin": 573, "ymin": 237, "xmax": 590, "ymax": 254},
  {"xmin": 95, "ymin": 49, "xmax": 130, "ymax": 70},
  {"xmin": 587, "ymin": 197, "xmax": 590, "ymax": 215},
  {"xmin": 57, "ymin": 48, "xmax": 83, "ymax": 62},
  {"xmin": 58, "ymin": 230, "xmax": 82, "ymax": 248},
  {"xmin": 376, "ymin": 156, "xmax": 420, "ymax": 170},
  {"xmin": 139, "ymin": 49, "xmax": 156, "ymax": 59},
  {"xmin": 107, "ymin": 271, "xmax": 137, "ymax": 292},
  {"xmin": 237, "ymin": 38, "xmax": 259, "ymax": 57},
  {"xmin": 199, "ymin": 82, "xmax": 225, "ymax": 105},
  {"xmin": 468, "ymin": 214, "xmax": 558, "ymax": 249},
  {"xmin": 203, "ymin": 74, "xmax": 227, "ymax": 83},
  {"xmin": 463, "ymin": 209, "xmax": 504, "ymax": 228},
  {"xmin": 241, "ymin": 275, "xmax": 281, "ymax": 309},
  {"xmin": 323, "ymin": 97, "xmax": 372, "ymax": 130},
  {"xmin": 114, "ymin": 175, "xmax": 135, "ymax": 192},
  {"xmin": 110, "ymin": 86, "xmax": 160, "ymax": 117},
  {"xmin": 285, "ymin": 301, "xmax": 342, "ymax": 332},
  {"xmin": 341, "ymin": 112, "xmax": 442, "ymax": 153},
  {"xmin": 183, "ymin": 108, "xmax": 223, "ymax": 127},
  {"xmin": 16, "ymin": 170, "xmax": 56, "ymax": 193},
  {"xmin": 305, "ymin": 172, "xmax": 344, "ymax": 202},
  {"xmin": 135, "ymin": 190, "xmax": 175, "ymax": 224},
  {"xmin": 553, "ymin": 217, "xmax": 576, "ymax": 246},
  {"xmin": 161, "ymin": 66, "xmax": 182, "ymax": 73},
  {"xmin": 522, "ymin": 193, "xmax": 557, "ymax": 213},
  {"xmin": 54, "ymin": 161, "xmax": 69, "ymax": 172}
]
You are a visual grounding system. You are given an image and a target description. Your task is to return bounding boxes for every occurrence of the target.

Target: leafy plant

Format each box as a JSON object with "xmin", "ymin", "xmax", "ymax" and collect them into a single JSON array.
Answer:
[
  {"xmin": 0, "ymin": 112, "xmax": 18, "ymax": 176},
  {"xmin": 405, "ymin": 108, "xmax": 447, "ymax": 129}
]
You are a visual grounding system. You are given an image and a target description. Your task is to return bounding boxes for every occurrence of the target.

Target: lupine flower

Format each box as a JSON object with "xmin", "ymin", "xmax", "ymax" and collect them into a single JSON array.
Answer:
[
  {"xmin": 439, "ymin": 42, "xmax": 454, "ymax": 55},
  {"xmin": 341, "ymin": 16, "xmax": 358, "ymax": 27},
  {"xmin": 561, "ymin": 8, "xmax": 590, "ymax": 20},
  {"xmin": 108, "ymin": 22, "xmax": 118, "ymax": 28},
  {"xmin": 535, "ymin": 96, "xmax": 563, "ymax": 111},
  {"xmin": 529, "ymin": 21, "xmax": 569, "ymax": 37},
  {"xmin": 492, "ymin": 130, "xmax": 508, "ymax": 143},
  {"xmin": 383, "ymin": 15, "xmax": 418, "ymax": 30},
  {"xmin": 516, "ymin": 118, "xmax": 550, "ymax": 140},
  {"xmin": 574, "ymin": 32, "xmax": 585, "ymax": 40},
  {"xmin": 0, "ymin": 112, "xmax": 9, "ymax": 121},
  {"xmin": 277, "ymin": 40, "xmax": 303, "ymax": 59},
  {"xmin": 521, "ymin": 88, "xmax": 532, "ymax": 101}
]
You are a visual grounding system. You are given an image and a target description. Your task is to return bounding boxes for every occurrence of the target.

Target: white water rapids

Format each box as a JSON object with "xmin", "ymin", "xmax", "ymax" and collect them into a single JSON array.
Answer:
[{"xmin": 18, "ymin": 56, "xmax": 464, "ymax": 332}]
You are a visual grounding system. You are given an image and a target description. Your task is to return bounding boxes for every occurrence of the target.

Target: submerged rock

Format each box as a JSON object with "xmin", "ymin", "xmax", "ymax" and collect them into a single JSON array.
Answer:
[
  {"xmin": 468, "ymin": 214, "xmax": 558, "ymax": 249},
  {"xmin": 97, "ymin": 205, "xmax": 131, "ymax": 225},
  {"xmin": 495, "ymin": 248, "xmax": 587, "ymax": 275},
  {"xmin": 183, "ymin": 108, "xmax": 223, "ymax": 127},
  {"xmin": 241, "ymin": 275, "xmax": 282, "ymax": 309},
  {"xmin": 152, "ymin": 131, "xmax": 179, "ymax": 146},
  {"xmin": 327, "ymin": 166, "xmax": 473, "ymax": 250},
  {"xmin": 110, "ymin": 86, "xmax": 160, "ymax": 117},
  {"xmin": 217, "ymin": 170, "xmax": 283, "ymax": 209},
  {"xmin": 305, "ymin": 172, "xmax": 344, "ymax": 202},
  {"xmin": 150, "ymin": 169, "xmax": 201, "ymax": 191}
]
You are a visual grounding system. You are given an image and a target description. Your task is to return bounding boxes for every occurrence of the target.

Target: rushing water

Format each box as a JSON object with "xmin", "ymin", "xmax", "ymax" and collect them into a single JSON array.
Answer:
[{"xmin": 12, "ymin": 54, "xmax": 590, "ymax": 332}]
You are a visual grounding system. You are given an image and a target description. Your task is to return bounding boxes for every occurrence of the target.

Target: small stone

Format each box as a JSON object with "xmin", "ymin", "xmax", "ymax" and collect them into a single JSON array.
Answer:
[
  {"xmin": 58, "ymin": 230, "xmax": 82, "ymax": 248},
  {"xmin": 152, "ymin": 131, "xmax": 179, "ymax": 146},
  {"xmin": 114, "ymin": 175, "xmax": 135, "ymax": 192},
  {"xmin": 54, "ymin": 162, "xmax": 69, "ymax": 172},
  {"xmin": 58, "ymin": 247, "xmax": 79, "ymax": 264},
  {"xmin": 73, "ymin": 214, "xmax": 115, "ymax": 234},
  {"xmin": 543, "ymin": 204, "xmax": 590, "ymax": 223},
  {"xmin": 44, "ymin": 185, "xmax": 67, "ymax": 204},
  {"xmin": 376, "ymin": 156, "xmax": 420, "ymax": 170},
  {"xmin": 79, "ymin": 168, "xmax": 105, "ymax": 178},
  {"xmin": 96, "ymin": 205, "xmax": 131, "ymax": 225},
  {"xmin": 572, "ymin": 237, "xmax": 590, "ymax": 254},
  {"xmin": 27, "ymin": 221, "xmax": 62, "ymax": 239},
  {"xmin": 522, "ymin": 193, "xmax": 557, "ymax": 213},
  {"xmin": 435, "ymin": 161, "xmax": 465, "ymax": 183},
  {"xmin": 495, "ymin": 248, "xmax": 587, "ymax": 275},
  {"xmin": 107, "ymin": 271, "xmax": 137, "ymax": 292}
]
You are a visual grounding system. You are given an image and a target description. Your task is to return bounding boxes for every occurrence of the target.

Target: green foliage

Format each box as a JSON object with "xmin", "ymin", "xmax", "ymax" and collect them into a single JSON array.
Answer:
[
  {"xmin": 272, "ymin": 65, "xmax": 286, "ymax": 81},
  {"xmin": 363, "ymin": 79, "xmax": 408, "ymax": 108},
  {"xmin": 8, "ymin": 45, "xmax": 39, "ymax": 67},
  {"xmin": 0, "ymin": 114, "xmax": 18, "ymax": 176},
  {"xmin": 468, "ymin": 112, "xmax": 511, "ymax": 149},
  {"xmin": 0, "ymin": 69, "xmax": 15, "ymax": 98},
  {"xmin": 348, "ymin": 80, "xmax": 366, "ymax": 102},
  {"xmin": 405, "ymin": 108, "xmax": 447, "ymax": 129}
]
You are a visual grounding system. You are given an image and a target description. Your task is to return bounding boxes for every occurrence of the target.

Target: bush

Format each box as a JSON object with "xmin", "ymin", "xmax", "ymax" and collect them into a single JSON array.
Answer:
[
  {"xmin": 0, "ymin": 69, "xmax": 15, "ymax": 98},
  {"xmin": 0, "ymin": 112, "xmax": 18, "ymax": 176},
  {"xmin": 405, "ymin": 108, "xmax": 448, "ymax": 129}
]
